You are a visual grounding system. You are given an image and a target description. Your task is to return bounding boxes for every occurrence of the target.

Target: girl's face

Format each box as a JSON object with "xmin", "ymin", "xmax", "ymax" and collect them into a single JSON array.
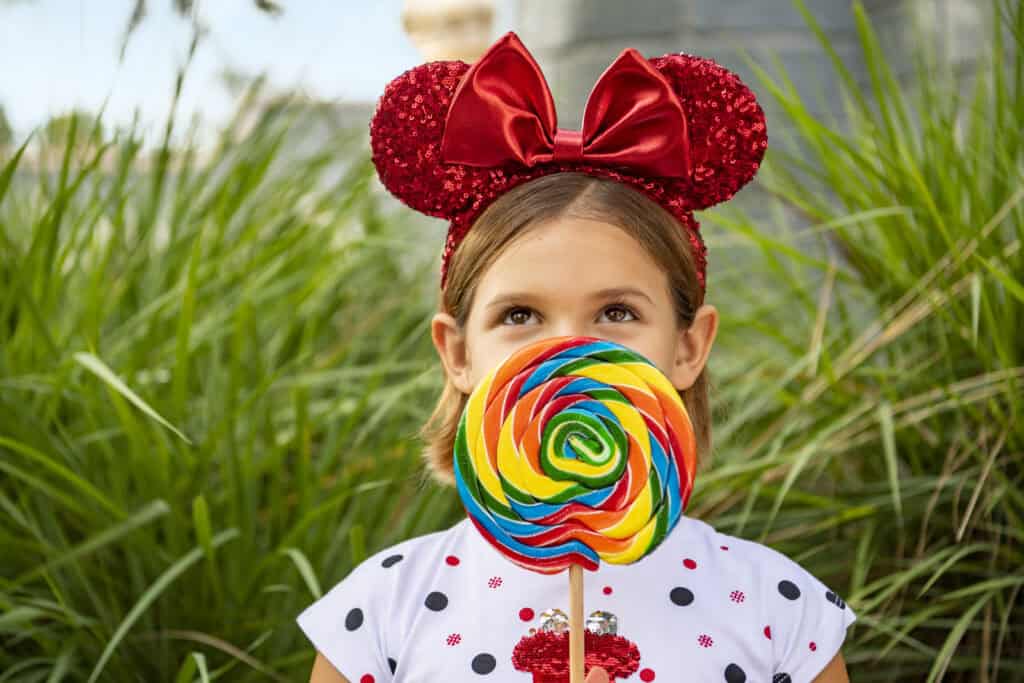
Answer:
[{"xmin": 431, "ymin": 217, "xmax": 719, "ymax": 395}]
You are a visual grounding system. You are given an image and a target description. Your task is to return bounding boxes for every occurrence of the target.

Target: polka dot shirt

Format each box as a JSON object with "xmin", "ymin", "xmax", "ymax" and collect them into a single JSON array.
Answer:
[{"xmin": 296, "ymin": 516, "xmax": 856, "ymax": 682}]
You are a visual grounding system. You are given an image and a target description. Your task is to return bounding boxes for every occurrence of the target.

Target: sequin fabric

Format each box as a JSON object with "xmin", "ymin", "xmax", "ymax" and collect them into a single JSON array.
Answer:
[
  {"xmin": 511, "ymin": 631, "xmax": 641, "ymax": 682},
  {"xmin": 369, "ymin": 47, "xmax": 768, "ymax": 293}
]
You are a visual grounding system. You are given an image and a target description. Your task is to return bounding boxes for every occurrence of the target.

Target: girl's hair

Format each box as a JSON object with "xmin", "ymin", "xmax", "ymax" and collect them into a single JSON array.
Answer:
[{"xmin": 419, "ymin": 172, "xmax": 714, "ymax": 486}]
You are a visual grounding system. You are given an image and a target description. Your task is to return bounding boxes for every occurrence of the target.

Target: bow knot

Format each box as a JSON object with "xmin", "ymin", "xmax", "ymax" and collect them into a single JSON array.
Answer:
[
  {"xmin": 552, "ymin": 129, "xmax": 584, "ymax": 164},
  {"xmin": 440, "ymin": 32, "xmax": 692, "ymax": 179}
]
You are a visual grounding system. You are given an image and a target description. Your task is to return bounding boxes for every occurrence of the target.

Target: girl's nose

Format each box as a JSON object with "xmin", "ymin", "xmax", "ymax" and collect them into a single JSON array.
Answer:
[{"xmin": 550, "ymin": 321, "xmax": 592, "ymax": 340}]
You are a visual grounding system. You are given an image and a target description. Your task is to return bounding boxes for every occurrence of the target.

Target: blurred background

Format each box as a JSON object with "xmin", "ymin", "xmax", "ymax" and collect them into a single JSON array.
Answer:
[{"xmin": 1, "ymin": 1, "xmax": 1021, "ymax": 681}]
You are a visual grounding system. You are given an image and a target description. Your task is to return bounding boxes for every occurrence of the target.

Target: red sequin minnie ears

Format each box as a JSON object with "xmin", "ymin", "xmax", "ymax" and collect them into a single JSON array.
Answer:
[{"xmin": 369, "ymin": 31, "xmax": 768, "ymax": 291}]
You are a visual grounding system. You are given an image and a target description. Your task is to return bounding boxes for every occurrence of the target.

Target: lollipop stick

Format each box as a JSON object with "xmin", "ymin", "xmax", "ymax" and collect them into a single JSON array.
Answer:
[{"xmin": 569, "ymin": 563, "xmax": 584, "ymax": 683}]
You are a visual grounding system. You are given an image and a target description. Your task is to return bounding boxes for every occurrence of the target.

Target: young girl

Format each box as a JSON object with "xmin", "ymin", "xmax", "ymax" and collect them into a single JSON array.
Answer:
[{"xmin": 298, "ymin": 32, "xmax": 855, "ymax": 683}]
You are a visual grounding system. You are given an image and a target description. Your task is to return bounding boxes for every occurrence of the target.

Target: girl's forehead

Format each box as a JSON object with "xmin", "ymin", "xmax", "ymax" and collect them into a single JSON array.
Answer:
[
  {"xmin": 500, "ymin": 217, "xmax": 657, "ymax": 264},
  {"xmin": 475, "ymin": 218, "xmax": 669, "ymax": 303}
]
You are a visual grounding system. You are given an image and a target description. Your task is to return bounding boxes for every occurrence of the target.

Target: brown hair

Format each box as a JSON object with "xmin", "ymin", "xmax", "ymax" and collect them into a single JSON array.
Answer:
[{"xmin": 419, "ymin": 172, "xmax": 714, "ymax": 486}]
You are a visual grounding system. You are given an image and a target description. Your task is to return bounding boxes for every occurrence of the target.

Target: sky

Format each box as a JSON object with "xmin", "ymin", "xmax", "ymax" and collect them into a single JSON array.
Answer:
[{"xmin": 0, "ymin": 0, "xmax": 515, "ymax": 149}]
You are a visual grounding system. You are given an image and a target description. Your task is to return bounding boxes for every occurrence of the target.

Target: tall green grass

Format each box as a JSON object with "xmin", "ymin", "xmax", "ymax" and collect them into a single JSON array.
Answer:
[
  {"xmin": 1, "ymin": 1, "xmax": 1021, "ymax": 680},
  {"xmin": 1, "ymin": 71, "xmax": 463, "ymax": 680},
  {"xmin": 696, "ymin": 1, "xmax": 1023, "ymax": 680}
]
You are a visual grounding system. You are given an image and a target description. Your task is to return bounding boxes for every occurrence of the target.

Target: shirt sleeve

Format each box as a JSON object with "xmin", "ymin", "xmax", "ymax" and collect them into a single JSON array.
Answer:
[
  {"xmin": 765, "ymin": 549, "xmax": 857, "ymax": 682},
  {"xmin": 296, "ymin": 552, "xmax": 398, "ymax": 682}
]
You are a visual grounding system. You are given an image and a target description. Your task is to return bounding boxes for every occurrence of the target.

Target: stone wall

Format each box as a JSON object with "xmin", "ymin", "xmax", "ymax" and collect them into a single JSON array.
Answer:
[{"xmin": 513, "ymin": 0, "xmax": 987, "ymax": 127}]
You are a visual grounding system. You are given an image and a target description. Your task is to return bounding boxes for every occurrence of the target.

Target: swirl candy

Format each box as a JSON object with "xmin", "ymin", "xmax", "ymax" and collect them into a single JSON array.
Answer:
[{"xmin": 453, "ymin": 335, "xmax": 697, "ymax": 574}]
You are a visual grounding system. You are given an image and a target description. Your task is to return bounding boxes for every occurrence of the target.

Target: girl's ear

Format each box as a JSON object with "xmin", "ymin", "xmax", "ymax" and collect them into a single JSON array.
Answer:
[
  {"xmin": 670, "ymin": 303, "xmax": 718, "ymax": 391},
  {"xmin": 431, "ymin": 312, "xmax": 475, "ymax": 395}
]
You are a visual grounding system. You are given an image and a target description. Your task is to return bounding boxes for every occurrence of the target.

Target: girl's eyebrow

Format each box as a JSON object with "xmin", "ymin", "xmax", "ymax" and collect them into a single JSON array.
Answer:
[
  {"xmin": 591, "ymin": 287, "xmax": 655, "ymax": 305},
  {"xmin": 484, "ymin": 287, "xmax": 654, "ymax": 310},
  {"xmin": 483, "ymin": 292, "xmax": 543, "ymax": 311}
]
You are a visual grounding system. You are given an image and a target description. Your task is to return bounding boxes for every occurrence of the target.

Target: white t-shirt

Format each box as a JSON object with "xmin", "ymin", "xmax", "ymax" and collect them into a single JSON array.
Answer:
[{"xmin": 297, "ymin": 515, "xmax": 856, "ymax": 682}]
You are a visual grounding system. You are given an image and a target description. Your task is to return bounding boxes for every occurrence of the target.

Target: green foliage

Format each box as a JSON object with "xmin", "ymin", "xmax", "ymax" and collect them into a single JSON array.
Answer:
[
  {"xmin": 40, "ymin": 111, "xmax": 105, "ymax": 147},
  {"xmin": 1, "ymin": 79, "xmax": 462, "ymax": 680},
  {"xmin": 695, "ymin": 0, "xmax": 1023, "ymax": 680},
  {"xmin": 0, "ymin": 104, "xmax": 12, "ymax": 148}
]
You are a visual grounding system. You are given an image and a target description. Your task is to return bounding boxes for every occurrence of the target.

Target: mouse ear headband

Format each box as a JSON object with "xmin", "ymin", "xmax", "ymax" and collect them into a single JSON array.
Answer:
[{"xmin": 369, "ymin": 31, "xmax": 767, "ymax": 292}]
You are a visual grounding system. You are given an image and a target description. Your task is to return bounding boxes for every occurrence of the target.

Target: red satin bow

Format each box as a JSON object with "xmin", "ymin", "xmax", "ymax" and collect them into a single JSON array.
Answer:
[{"xmin": 440, "ymin": 32, "xmax": 692, "ymax": 179}]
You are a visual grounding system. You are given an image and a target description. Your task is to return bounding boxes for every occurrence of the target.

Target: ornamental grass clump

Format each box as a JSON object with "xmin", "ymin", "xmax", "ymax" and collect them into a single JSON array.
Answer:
[{"xmin": 693, "ymin": 1, "xmax": 1023, "ymax": 680}]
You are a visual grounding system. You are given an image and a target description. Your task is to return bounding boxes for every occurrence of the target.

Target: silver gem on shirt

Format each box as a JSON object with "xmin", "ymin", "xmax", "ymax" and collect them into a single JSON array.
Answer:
[
  {"xmin": 586, "ymin": 610, "xmax": 618, "ymax": 635},
  {"xmin": 538, "ymin": 608, "xmax": 570, "ymax": 633}
]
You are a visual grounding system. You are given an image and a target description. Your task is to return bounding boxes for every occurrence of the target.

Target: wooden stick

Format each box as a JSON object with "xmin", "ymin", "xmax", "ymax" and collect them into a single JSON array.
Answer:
[{"xmin": 569, "ymin": 563, "xmax": 584, "ymax": 683}]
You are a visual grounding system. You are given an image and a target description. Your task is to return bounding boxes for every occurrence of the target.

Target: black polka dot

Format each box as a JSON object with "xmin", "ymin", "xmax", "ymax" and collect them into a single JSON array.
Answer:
[
  {"xmin": 670, "ymin": 586, "xmax": 695, "ymax": 606},
  {"xmin": 425, "ymin": 591, "xmax": 449, "ymax": 611},
  {"xmin": 778, "ymin": 580, "xmax": 801, "ymax": 600},
  {"xmin": 471, "ymin": 653, "xmax": 496, "ymax": 674},
  {"xmin": 388, "ymin": 658, "xmax": 397, "ymax": 674},
  {"xmin": 344, "ymin": 608, "xmax": 363, "ymax": 631},
  {"xmin": 826, "ymin": 590, "xmax": 846, "ymax": 609},
  {"xmin": 725, "ymin": 663, "xmax": 746, "ymax": 683},
  {"xmin": 773, "ymin": 675, "xmax": 792, "ymax": 683},
  {"xmin": 381, "ymin": 554, "xmax": 403, "ymax": 568}
]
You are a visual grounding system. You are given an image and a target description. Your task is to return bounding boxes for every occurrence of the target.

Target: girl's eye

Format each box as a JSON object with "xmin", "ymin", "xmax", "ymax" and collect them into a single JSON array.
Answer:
[
  {"xmin": 503, "ymin": 307, "xmax": 536, "ymax": 325},
  {"xmin": 601, "ymin": 304, "xmax": 638, "ymax": 323}
]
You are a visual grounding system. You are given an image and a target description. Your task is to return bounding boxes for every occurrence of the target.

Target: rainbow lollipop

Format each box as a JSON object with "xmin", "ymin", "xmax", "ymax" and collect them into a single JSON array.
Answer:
[{"xmin": 453, "ymin": 335, "xmax": 697, "ymax": 574}]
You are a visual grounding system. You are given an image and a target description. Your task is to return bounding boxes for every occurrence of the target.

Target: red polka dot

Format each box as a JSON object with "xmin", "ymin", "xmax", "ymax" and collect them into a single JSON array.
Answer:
[
  {"xmin": 683, "ymin": 558, "xmax": 697, "ymax": 570},
  {"xmin": 360, "ymin": 676, "xmax": 374, "ymax": 683},
  {"xmin": 445, "ymin": 555, "xmax": 460, "ymax": 566},
  {"xmin": 720, "ymin": 545, "xmax": 729, "ymax": 550},
  {"xmin": 809, "ymin": 641, "xmax": 817, "ymax": 651},
  {"xmin": 519, "ymin": 607, "xmax": 535, "ymax": 621},
  {"xmin": 639, "ymin": 668, "xmax": 656, "ymax": 681},
  {"xmin": 602, "ymin": 585, "xmax": 613, "ymax": 595},
  {"xmin": 763, "ymin": 625, "xmax": 772, "ymax": 640}
]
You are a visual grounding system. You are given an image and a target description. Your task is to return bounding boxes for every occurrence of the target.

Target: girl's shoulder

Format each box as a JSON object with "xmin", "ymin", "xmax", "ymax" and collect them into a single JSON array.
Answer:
[
  {"xmin": 658, "ymin": 515, "xmax": 856, "ymax": 630},
  {"xmin": 294, "ymin": 518, "xmax": 479, "ymax": 680},
  {"xmin": 666, "ymin": 514, "xmax": 841, "ymax": 592},
  {"xmin": 652, "ymin": 515, "xmax": 857, "ymax": 680}
]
